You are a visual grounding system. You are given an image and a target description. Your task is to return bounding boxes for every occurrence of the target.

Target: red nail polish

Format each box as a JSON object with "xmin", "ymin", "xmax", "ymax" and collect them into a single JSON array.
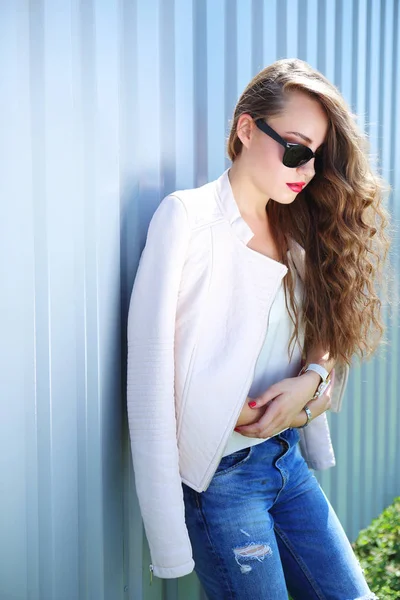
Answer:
[
  {"xmin": 248, "ymin": 401, "xmax": 257, "ymax": 408},
  {"xmin": 234, "ymin": 427, "xmax": 240, "ymax": 432}
]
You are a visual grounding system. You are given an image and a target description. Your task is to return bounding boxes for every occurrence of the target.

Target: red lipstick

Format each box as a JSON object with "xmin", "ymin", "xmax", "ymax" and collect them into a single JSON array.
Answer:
[{"xmin": 286, "ymin": 182, "xmax": 306, "ymax": 193}]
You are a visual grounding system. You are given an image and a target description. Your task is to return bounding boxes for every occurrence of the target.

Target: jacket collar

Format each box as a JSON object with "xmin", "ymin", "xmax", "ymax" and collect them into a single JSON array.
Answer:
[
  {"xmin": 215, "ymin": 169, "xmax": 254, "ymax": 246},
  {"xmin": 215, "ymin": 168, "xmax": 306, "ymax": 281}
]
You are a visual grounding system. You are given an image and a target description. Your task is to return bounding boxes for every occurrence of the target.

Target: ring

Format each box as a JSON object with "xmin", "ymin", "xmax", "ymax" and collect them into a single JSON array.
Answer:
[{"xmin": 298, "ymin": 405, "xmax": 312, "ymax": 428}]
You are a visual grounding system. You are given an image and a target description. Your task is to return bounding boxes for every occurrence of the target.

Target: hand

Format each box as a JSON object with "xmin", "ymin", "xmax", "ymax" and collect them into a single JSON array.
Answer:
[
  {"xmin": 234, "ymin": 372, "xmax": 332, "ymax": 439},
  {"xmin": 235, "ymin": 400, "xmax": 267, "ymax": 427},
  {"xmin": 287, "ymin": 381, "xmax": 333, "ymax": 427}
]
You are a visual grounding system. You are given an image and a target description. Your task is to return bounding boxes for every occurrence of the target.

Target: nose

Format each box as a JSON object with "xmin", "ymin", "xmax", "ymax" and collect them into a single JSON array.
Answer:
[{"xmin": 296, "ymin": 158, "xmax": 315, "ymax": 179}]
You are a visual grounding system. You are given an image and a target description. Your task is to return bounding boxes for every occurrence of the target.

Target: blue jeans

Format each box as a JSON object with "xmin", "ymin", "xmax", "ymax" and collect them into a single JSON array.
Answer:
[{"xmin": 182, "ymin": 427, "xmax": 377, "ymax": 600}]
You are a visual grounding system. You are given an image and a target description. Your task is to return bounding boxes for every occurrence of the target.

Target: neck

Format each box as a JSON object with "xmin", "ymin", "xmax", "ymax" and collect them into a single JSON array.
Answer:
[{"xmin": 228, "ymin": 160, "xmax": 270, "ymax": 220}]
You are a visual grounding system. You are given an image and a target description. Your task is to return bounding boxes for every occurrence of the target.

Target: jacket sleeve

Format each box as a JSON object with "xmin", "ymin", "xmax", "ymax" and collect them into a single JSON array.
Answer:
[
  {"xmin": 127, "ymin": 194, "xmax": 194, "ymax": 579},
  {"xmin": 329, "ymin": 362, "xmax": 349, "ymax": 413}
]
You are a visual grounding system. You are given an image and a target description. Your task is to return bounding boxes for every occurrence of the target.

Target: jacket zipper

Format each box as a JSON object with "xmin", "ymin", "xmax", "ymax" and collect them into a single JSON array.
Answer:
[
  {"xmin": 201, "ymin": 279, "xmax": 283, "ymax": 491},
  {"xmin": 149, "ymin": 564, "xmax": 153, "ymax": 585}
]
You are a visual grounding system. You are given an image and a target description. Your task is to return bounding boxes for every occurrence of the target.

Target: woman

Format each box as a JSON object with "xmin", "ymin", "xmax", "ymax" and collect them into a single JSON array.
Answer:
[{"xmin": 127, "ymin": 59, "xmax": 388, "ymax": 599}]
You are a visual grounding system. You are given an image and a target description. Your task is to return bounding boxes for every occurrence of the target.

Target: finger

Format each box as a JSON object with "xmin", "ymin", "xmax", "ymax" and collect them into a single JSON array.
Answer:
[
  {"xmin": 248, "ymin": 388, "xmax": 282, "ymax": 409},
  {"xmin": 236, "ymin": 406, "xmax": 283, "ymax": 438},
  {"xmin": 305, "ymin": 392, "xmax": 331, "ymax": 418},
  {"xmin": 236, "ymin": 422, "xmax": 283, "ymax": 439},
  {"xmin": 234, "ymin": 419, "xmax": 266, "ymax": 437},
  {"xmin": 235, "ymin": 420, "xmax": 263, "ymax": 435},
  {"xmin": 233, "ymin": 427, "xmax": 260, "ymax": 439}
]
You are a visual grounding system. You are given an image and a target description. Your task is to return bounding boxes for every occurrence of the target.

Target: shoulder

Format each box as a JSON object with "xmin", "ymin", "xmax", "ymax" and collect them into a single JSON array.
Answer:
[
  {"xmin": 162, "ymin": 177, "xmax": 223, "ymax": 231},
  {"xmin": 144, "ymin": 176, "xmax": 224, "ymax": 251}
]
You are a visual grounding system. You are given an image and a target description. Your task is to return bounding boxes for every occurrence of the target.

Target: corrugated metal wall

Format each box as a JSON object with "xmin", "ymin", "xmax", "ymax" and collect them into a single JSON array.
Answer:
[{"xmin": 0, "ymin": 1, "xmax": 399, "ymax": 599}]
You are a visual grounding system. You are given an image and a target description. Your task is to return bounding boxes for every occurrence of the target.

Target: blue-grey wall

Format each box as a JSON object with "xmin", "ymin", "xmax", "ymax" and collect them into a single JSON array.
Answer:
[{"xmin": 1, "ymin": 1, "xmax": 399, "ymax": 599}]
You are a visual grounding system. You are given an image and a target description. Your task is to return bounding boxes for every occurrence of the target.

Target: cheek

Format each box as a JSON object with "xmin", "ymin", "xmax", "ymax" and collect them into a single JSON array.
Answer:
[
  {"xmin": 264, "ymin": 147, "xmax": 290, "ymax": 182},
  {"xmin": 260, "ymin": 149, "xmax": 288, "ymax": 181},
  {"xmin": 249, "ymin": 139, "xmax": 294, "ymax": 195},
  {"xmin": 256, "ymin": 159, "xmax": 299, "ymax": 200},
  {"xmin": 251, "ymin": 140, "xmax": 281, "ymax": 175}
]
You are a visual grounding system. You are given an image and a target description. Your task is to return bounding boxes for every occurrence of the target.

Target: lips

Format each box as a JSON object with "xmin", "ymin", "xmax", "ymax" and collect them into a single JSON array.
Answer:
[{"xmin": 286, "ymin": 182, "xmax": 306, "ymax": 193}]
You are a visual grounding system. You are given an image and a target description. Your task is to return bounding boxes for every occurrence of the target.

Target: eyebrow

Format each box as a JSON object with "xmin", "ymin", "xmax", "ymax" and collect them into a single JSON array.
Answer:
[{"xmin": 285, "ymin": 131, "xmax": 313, "ymax": 144}]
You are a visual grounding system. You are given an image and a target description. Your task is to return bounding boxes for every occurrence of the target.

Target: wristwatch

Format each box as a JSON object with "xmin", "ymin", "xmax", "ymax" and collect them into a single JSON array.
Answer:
[
  {"xmin": 299, "ymin": 363, "xmax": 330, "ymax": 383},
  {"xmin": 298, "ymin": 363, "xmax": 332, "ymax": 400}
]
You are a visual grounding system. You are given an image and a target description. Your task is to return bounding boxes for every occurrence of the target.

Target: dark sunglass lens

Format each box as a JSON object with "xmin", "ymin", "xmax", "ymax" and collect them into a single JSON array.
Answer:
[
  {"xmin": 314, "ymin": 152, "xmax": 323, "ymax": 172},
  {"xmin": 283, "ymin": 145, "xmax": 314, "ymax": 168}
]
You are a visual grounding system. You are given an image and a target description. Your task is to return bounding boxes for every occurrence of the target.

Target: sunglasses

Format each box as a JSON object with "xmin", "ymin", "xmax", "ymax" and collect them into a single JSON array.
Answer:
[{"xmin": 255, "ymin": 118, "xmax": 322, "ymax": 169}]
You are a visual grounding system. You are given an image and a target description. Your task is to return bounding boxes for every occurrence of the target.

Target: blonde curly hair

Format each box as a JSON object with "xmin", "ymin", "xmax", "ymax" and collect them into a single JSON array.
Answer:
[{"xmin": 227, "ymin": 58, "xmax": 390, "ymax": 365}]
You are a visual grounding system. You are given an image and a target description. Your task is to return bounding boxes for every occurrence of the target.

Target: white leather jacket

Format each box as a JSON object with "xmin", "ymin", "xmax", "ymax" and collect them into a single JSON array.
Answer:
[{"xmin": 127, "ymin": 169, "xmax": 349, "ymax": 579}]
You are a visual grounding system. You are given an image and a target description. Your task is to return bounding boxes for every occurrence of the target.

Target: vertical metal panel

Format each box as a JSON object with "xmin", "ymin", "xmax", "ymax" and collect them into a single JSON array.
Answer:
[
  {"xmin": 1, "ymin": 1, "xmax": 124, "ymax": 599},
  {"xmin": 0, "ymin": 1, "xmax": 399, "ymax": 600}
]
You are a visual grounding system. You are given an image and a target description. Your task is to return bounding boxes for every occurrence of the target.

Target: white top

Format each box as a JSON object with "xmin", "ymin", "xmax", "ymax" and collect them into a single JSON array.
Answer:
[{"xmin": 222, "ymin": 254, "xmax": 304, "ymax": 457}]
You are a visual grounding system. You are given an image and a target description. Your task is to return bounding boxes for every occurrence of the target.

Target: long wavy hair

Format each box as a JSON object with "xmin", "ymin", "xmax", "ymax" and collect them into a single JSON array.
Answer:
[{"xmin": 227, "ymin": 58, "xmax": 390, "ymax": 365}]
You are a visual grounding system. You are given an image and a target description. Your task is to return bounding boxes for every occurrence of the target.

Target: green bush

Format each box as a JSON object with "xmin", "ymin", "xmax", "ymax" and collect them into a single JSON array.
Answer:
[{"xmin": 352, "ymin": 496, "xmax": 400, "ymax": 600}]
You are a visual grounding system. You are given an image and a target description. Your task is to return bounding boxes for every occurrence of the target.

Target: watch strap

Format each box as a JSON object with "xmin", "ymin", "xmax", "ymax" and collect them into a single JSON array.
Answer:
[{"xmin": 303, "ymin": 363, "xmax": 330, "ymax": 383}]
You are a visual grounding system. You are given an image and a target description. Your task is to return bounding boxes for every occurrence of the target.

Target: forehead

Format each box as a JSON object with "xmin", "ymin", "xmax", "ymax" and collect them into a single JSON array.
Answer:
[{"xmin": 270, "ymin": 91, "xmax": 329, "ymax": 145}]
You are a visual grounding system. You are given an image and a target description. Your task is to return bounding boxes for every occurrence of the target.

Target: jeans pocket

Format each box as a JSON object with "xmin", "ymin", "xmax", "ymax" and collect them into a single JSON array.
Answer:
[{"xmin": 213, "ymin": 446, "xmax": 253, "ymax": 477}]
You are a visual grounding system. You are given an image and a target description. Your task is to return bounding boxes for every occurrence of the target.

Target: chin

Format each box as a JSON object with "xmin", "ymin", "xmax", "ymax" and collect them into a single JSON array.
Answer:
[{"xmin": 270, "ymin": 194, "xmax": 297, "ymax": 205}]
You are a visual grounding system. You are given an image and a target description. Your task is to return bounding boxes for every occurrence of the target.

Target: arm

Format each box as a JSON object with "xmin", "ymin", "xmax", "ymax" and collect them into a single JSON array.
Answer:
[
  {"xmin": 302, "ymin": 344, "xmax": 336, "ymax": 392},
  {"xmin": 127, "ymin": 194, "xmax": 194, "ymax": 579},
  {"xmin": 235, "ymin": 369, "xmax": 333, "ymax": 436},
  {"xmin": 236, "ymin": 345, "xmax": 335, "ymax": 427}
]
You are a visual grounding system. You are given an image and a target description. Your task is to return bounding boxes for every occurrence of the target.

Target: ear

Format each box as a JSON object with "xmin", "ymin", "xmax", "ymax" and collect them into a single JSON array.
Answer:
[{"xmin": 236, "ymin": 114, "xmax": 255, "ymax": 150}]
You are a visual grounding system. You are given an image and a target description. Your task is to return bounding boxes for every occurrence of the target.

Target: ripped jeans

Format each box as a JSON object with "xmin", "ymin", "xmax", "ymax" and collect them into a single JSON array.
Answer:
[{"xmin": 182, "ymin": 427, "xmax": 377, "ymax": 600}]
